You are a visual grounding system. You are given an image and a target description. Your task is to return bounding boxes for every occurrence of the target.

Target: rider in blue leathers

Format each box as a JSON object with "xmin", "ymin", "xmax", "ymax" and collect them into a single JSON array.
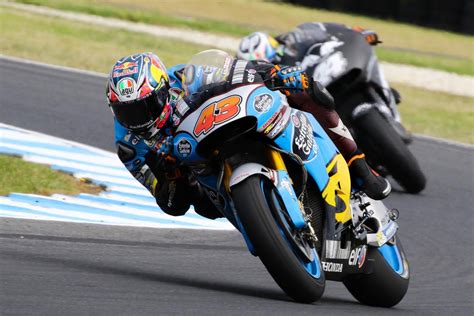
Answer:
[{"xmin": 106, "ymin": 52, "xmax": 390, "ymax": 220}]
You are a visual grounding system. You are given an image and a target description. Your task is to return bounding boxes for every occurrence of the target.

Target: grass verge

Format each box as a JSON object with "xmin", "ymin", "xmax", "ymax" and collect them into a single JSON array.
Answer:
[
  {"xmin": 0, "ymin": 8, "xmax": 472, "ymax": 144},
  {"xmin": 0, "ymin": 155, "xmax": 102, "ymax": 196},
  {"xmin": 11, "ymin": 0, "xmax": 474, "ymax": 75},
  {"xmin": 0, "ymin": 7, "xmax": 211, "ymax": 73},
  {"xmin": 395, "ymin": 83, "xmax": 473, "ymax": 144}
]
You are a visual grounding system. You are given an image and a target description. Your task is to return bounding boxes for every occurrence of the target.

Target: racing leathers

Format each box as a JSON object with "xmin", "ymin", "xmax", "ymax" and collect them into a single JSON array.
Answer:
[
  {"xmin": 114, "ymin": 59, "xmax": 387, "ymax": 221},
  {"xmin": 114, "ymin": 66, "xmax": 223, "ymax": 219}
]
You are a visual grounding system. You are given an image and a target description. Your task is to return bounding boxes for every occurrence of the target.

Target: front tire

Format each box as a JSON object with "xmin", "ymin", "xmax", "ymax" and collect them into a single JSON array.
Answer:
[
  {"xmin": 343, "ymin": 238, "xmax": 410, "ymax": 307},
  {"xmin": 232, "ymin": 175, "xmax": 325, "ymax": 303},
  {"xmin": 354, "ymin": 108, "xmax": 426, "ymax": 193}
]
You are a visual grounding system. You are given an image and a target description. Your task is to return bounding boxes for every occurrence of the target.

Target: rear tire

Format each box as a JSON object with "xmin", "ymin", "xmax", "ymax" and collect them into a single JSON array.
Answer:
[
  {"xmin": 232, "ymin": 175, "xmax": 325, "ymax": 303},
  {"xmin": 354, "ymin": 108, "xmax": 426, "ymax": 193},
  {"xmin": 343, "ymin": 239, "xmax": 409, "ymax": 307}
]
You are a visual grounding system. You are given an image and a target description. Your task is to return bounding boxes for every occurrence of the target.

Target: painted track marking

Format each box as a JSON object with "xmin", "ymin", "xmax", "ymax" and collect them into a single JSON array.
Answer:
[{"xmin": 0, "ymin": 123, "xmax": 234, "ymax": 230}]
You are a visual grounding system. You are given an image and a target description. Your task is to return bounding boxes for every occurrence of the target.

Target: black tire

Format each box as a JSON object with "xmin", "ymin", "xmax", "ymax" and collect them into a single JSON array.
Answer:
[
  {"xmin": 354, "ymin": 108, "xmax": 426, "ymax": 193},
  {"xmin": 343, "ymin": 239, "xmax": 410, "ymax": 307},
  {"xmin": 232, "ymin": 175, "xmax": 325, "ymax": 303}
]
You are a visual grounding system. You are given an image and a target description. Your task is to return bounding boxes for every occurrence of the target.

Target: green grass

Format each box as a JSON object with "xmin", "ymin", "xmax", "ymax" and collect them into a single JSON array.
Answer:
[
  {"xmin": 11, "ymin": 0, "xmax": 474, "ymax": 75},
  {"xmin": 376, "ymin": 47, "xmax": 474, "ymax": 76},
  {"xmin": 0, "ymin": 155, "xmax": 102, "ymax": 196},
  {"xmin": 396, "ymin": 83, "xmax": 474, "ymax": 144},
  {"xmin": 0, "ymin": 8, "xmax": 472, "ymax": 144},
  {"xmin": 0, "ymin": 7, "xmax": 210, "ymax": 72}
]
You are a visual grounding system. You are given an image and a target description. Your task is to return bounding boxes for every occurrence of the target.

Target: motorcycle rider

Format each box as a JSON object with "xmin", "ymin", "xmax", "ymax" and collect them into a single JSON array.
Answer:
[
  {"xmin": 237, "ymin": 23, "xmax": 381, "ymax": 67},
  {"xmin": 237, "ymin": 24, "xmax": 391, "ymax": 200},
  {"xmin": 106, "ymin": 51, "xmax": 389, "ymax": 220}
]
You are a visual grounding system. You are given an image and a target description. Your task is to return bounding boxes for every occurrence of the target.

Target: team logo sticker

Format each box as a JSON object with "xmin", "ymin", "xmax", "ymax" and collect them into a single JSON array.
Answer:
[
  {"xmin": 118, "ymin": 78, "xmax": 135, "ymax": 97},
  {"xmin": 113, "ymin": 61, "xmax": 138, "ymax": 78},
  {"xmin": 177, "ymin": 138, "xmax": 192, "ymax": 159},
  {"xmin": 253, "ymin": 93, "xmax": 273, "ymax": 113},
  {"xmin": 292, "ymin": 112, "xmax": 314, "ymax": 160},
  {"xmin": 348, "ymin": 246, "xmax": 368, "ymax": 269}
]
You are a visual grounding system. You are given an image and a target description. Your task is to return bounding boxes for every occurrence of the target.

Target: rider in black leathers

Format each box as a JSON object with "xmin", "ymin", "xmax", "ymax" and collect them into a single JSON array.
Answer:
[{"xmin": 237, "ymin": 23, "xmax": 391, "ymax": 200}]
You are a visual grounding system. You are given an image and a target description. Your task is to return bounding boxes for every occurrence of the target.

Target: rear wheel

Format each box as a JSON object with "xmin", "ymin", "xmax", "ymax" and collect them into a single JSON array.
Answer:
[
  {"xmin": 232, "ymin": 175, "xmax": 325, "ymax": 303},
  {"xmin": 354, "ymin": 107, "xmax": 426, "ymax": 193},
  {"xmin": 343, "ymin": 238, "xmax": 409, "ymax": 307}
]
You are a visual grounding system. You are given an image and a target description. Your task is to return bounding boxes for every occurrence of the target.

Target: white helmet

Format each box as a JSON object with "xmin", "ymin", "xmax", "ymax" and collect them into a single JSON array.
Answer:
[{"xmin": 237, "ymin": 32, "xmax": 282, "ymax": 62}]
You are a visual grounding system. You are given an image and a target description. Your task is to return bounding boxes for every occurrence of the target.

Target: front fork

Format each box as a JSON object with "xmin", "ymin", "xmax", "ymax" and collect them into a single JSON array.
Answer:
[{"xmin": 225, "ymin": 147, "xmax": 316, "ymax": 236}]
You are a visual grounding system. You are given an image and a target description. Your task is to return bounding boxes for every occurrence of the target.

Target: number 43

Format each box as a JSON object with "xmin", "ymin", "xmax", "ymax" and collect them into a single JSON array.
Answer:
[{"xmin": 193, "ymin": 95, "xmax": 242, "ymax": 137}]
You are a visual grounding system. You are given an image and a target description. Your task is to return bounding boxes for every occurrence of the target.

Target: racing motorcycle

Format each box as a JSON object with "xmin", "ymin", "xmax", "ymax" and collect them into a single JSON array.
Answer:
[
  {"xmin": 289, "ymin": 23, "xmax": 426, "ymax": 193},
  {"xmin": 172, "ymin": 50, "xmax": 409, "ymax": 306}
]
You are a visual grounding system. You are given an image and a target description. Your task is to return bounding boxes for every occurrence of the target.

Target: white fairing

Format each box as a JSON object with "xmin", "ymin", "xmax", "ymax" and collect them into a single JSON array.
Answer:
[
  {"xmin": 351, "ymin": 194, "xmax": 398, "ymax": 247},
  {"xmin": 229, "ymin": 163, "xmax": 275, "ymax": 188},
  {"xmin": 176, "ymin": 84, "xmax": 261, "ymax": 142}
]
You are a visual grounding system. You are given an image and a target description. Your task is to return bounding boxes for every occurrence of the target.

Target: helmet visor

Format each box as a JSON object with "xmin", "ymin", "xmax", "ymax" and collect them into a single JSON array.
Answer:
[{"xmin": 110, "ymin": 88, "xmax": 168, "ymax": 132}]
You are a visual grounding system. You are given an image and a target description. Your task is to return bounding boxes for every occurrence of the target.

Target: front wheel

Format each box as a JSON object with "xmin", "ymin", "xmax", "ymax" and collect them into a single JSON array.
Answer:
[
  {"xmin": 353, "ymin": 107, "xmax": 426, "ymax": 193},
  {"xmin": 232, "ymin": 175, "xmax": 325, "ymax": 303},
  {"xmin": 343, "ymin": 238, "xmax": 410, "ymax": 307}
]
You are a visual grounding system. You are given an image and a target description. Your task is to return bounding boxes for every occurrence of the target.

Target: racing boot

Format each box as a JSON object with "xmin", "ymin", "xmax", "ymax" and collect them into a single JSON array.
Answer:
[{"xmin": 348, "ymin": 151, "xmax": 391, "ymax": 200}]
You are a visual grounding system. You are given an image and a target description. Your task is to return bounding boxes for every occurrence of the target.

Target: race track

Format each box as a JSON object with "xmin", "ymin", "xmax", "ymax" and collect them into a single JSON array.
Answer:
[{"xmin": 1, "ymin": 57, "xmax": 473, "ymax": 315}]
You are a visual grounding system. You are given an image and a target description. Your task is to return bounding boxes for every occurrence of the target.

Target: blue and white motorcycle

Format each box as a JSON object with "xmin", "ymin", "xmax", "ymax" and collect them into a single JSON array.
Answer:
[{"xmin": 172, "ymin": 50, "xmax": 409, "ymax": 306}]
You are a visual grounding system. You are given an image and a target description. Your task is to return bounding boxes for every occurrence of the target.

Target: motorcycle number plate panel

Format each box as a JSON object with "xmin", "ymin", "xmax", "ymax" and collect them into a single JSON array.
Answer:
[{"xmin": 177, "ymin": 84, "xmax": 260, "ymax": 142}]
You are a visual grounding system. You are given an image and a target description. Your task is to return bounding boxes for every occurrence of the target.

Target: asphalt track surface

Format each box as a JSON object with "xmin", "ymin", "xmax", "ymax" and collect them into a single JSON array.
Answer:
[{"xmin": 1, "ymin": 58, "xmax": 473, "ymax": 315}]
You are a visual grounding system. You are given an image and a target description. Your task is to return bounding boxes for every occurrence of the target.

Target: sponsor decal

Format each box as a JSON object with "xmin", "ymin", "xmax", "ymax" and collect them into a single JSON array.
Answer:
[
  {"xmin": 193, "ymin": 95, "xmax": 242, "ymax": 137},
  {"xmin": 114, "ymin": 61, "xmax": 138, "ymax": 70},
  {"xmin": 348, "ymin": 246, "xmax": 367, "ymax": 267},
  {"xmin": 231, "ymin": 60, "xmax": 248, "ymax": 84},
  {"xmin": 292, "ymin": 112, "xmax": 314, "ymax": 160},
  {"xmin": 383, "ymin": 221, "xmax": 398, "ymax": 239},
  {"xmin": 325, "ymin": 240, "xmax": 351, "ymax": 259},
  {"xmin": 172, "ymin": 114, "xmax": 181, "ymax": 127},
  {"xmin": 292, "ymin": 113, "xmax": 300, "ymax": 128},
  {"xmin": 259, "ymin": 110, "xmax": 279, "ymax": 133},
  {"xmin": 246, "ymin": 68, "xmax": 256, "ymax": 83},
  {"xmin": 177, "ymin": 139, "xmax": 192, "ymax": 158},
  {"xmin": 113, "ymin": 61, "xmax": 139, "ymax": 78},
  {"xmin": 113, "ymin": 68, "xmax": 138, "ymax": 78},
  {"xmin": 175, "ymin": 98, "xmax": 190, "ymax": 117},
  {"xmin": 358, "ymin": 246, "xmax": 367, "ymax": 269},
  {"xmin": 268, "ymin": 106, "xmax": 291, "ymax": 139},
  {"xmin": 376, "ymin": 231, "xmax": 387, "ymax": 246},
  {"xmin": 118, "ymin": 78, "xmax": 135, "ymax": 97},
  {"xmin": 253, "ymin": 93, "xmax": 273, "ymax": 113},
  {"xmin": 322, "ymin": 261, "xmax": 343, "ymax": 273}
]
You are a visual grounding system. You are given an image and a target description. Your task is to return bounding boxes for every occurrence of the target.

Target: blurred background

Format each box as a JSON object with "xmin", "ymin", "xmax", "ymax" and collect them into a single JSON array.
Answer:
[{"xmin": 1, "ymin": 0, "xmax": 472, "ymax": 144}]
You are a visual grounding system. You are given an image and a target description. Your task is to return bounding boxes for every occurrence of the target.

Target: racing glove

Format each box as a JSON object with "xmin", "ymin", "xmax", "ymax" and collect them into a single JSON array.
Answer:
[
  {"xmin": 271, "ymin": 65, "xmax": 335, "ymax": 109},
  {"xmin": 271, "ymin": 65, "xmax": 310, "ymax": 96}
]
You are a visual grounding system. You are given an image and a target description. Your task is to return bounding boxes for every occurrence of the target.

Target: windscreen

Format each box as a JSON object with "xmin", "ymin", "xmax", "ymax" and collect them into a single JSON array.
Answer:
[{"xmin": 182, "ymin": 49, "xmax": 234, "ymax": 97}]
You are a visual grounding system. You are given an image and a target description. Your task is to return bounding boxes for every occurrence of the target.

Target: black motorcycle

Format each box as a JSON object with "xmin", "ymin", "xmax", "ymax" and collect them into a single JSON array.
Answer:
[{"xmin": 283, "ymin": 22, "xmax": 426, "ymax": 193}]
